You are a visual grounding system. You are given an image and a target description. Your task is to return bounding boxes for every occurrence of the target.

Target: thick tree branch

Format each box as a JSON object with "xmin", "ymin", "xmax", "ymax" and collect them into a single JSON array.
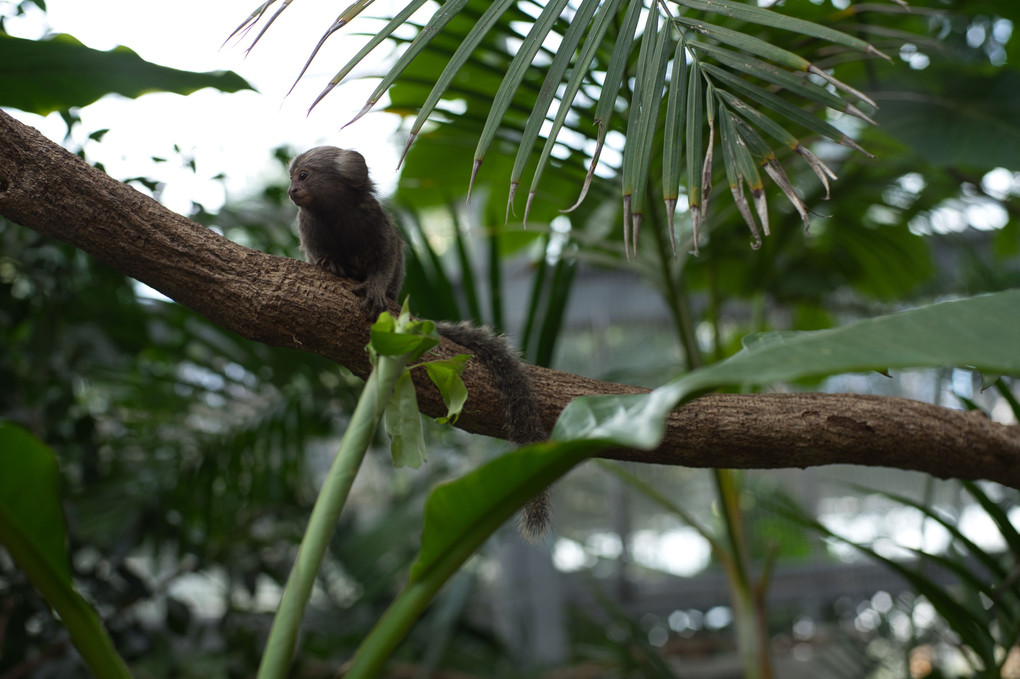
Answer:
[{"xmin": 2, "ymin": 110, "xmax": 1018, "ymax": 487}]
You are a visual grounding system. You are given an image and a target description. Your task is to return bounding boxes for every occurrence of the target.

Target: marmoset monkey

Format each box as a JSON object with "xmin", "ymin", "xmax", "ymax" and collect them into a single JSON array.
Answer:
[{"xmin": 289, "ymin": 146, "xmax": 551, "ymax": 539}]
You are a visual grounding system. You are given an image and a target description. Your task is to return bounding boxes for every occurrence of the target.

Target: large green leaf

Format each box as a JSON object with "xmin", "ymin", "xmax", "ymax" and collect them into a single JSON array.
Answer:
[
  {"xmin": 557, "ymin": 289, "xmax": 1020, "ymax": 444},
  {"xmin": 0, "ymin": 32, "xmax": 252, "ymax": 115},
  {"xmin": 0, "ymin": 422, "xmax": 70, "ymax": 583},
  {"xmin": 0, "ymin": 422, "xmax": 131, "ymax": 679},
  {"xmin": 343, "ymin": 440, "xmax": 595, "ymax": 679}
]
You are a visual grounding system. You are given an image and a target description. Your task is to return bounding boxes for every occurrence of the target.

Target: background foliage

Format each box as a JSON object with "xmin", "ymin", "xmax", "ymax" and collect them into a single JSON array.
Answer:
[{"xmin": 2, "ymin": 0, "xmax": 1019, "ymax": 677}]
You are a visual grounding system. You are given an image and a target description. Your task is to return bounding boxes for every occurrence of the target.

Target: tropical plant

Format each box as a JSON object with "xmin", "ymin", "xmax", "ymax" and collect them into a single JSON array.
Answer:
[
  {"xmin": 773, "ymin": 475, "xmax": 1020, "ymax": 678},
  {"xmin": 2, "ymin": 0, "xmax": 1019, "ymax": 677},
  {"xmin": 232, "ymin": 0, "xmax": 888, "ymax": 257}
]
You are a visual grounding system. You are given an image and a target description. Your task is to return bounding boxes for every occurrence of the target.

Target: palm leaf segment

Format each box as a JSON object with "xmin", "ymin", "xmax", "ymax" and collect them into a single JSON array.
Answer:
[{"xmin": 233, "ymin": 0, "xmax": 887, "ymax": 255}]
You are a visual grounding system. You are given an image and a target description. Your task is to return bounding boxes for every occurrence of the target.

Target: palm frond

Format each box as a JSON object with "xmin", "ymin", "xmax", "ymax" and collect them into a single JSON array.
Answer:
[{"xmin": 235, "ymin": 0, "xmax": 890, "ymax": 254}]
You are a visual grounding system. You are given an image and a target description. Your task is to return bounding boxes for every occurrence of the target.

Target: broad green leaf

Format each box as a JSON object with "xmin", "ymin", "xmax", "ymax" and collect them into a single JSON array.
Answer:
[
  {"xmin": 555, "ymin": 290, "xmax": 1020, "ymax": 445},
  {"xmin": 410, "ymin": 441, "xmax": 590, "ymax": 582},
  {"xmin": 552, "ymin": 388, "xmax": 679, "ymax": 448},
  {"xmin": 0, "ymin": 33, "xmax": 251, "ymax": 115},
  {"xmin": 0, "ymin": 422, "xmax": 132, "ymax": 679},
  {"xmin": 369, "ymin": 308, "xmax": 439, "ymax": 361},
  {"xmin": 345, "ymin": 440, "xmax": 595, "ymax": 678},
  {"xmin": 347, "ymin": 290, "xmax": 1020, "ymax": 679},
  {"xmin": 0, "ymin": 423, "xmax": 71, "ymax": 583},
  {"xmin": 423, "ymin": 355, "xmax": 470, "ymax": 424},
  {"xmin": 386, "ymin": 373, "xmax": 427, "ymax": 468}
]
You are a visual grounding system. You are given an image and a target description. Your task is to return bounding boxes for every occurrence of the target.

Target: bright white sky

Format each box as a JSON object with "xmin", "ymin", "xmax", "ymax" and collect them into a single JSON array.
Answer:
[{"xmin": 4, "ymin": 0, "xmax": 413, "ymax": 213}]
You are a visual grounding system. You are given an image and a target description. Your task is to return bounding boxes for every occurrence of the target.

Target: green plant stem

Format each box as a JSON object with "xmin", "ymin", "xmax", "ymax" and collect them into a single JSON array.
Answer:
[
  {"xmin": 256, "ymin": 352, "xmax": 410, "ymax": 679},
  {"xmin": 648, "ymin": 200, "xmax": 772, "ymax": 677},
  {"xmin": 715, "ymin": 469, "xmax": 773, "ymax": 679},
  {"xmin": 649, "ymin": 202, "xmax": 701, "ymax": 370}
]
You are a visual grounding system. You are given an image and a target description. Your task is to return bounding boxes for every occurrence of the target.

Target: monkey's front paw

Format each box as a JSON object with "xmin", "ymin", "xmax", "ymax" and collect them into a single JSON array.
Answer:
[
  {"xmin": 352, "ymin": 282, "xmax": 388, "ymax": 319},
  {"xmin": 362, "ymin": 294, "xmax": 388, "ymax": 320}
]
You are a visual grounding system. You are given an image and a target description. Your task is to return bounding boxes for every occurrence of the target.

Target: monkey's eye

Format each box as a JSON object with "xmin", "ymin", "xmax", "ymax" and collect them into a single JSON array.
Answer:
[{"xmin": 298, "ymin": 171, "xmax": 309, "ymax": 181}]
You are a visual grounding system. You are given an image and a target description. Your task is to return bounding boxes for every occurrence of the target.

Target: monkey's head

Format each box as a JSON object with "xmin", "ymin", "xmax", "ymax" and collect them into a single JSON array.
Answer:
[{"xmin": 288, "ymin": 146, "xmax": 371, "ymax": 209}]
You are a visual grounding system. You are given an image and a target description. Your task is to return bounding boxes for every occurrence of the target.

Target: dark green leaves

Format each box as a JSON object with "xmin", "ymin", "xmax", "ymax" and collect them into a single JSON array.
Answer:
[{"xmin": 0, "ymin": 33, "xmax": 251, "ymax": 115}]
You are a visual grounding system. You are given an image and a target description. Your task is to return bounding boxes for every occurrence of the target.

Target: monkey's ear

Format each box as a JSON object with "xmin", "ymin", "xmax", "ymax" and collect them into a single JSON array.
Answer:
[{"xmin": 336, "ymin": 150, "xmax": 369, "ymax": 187}]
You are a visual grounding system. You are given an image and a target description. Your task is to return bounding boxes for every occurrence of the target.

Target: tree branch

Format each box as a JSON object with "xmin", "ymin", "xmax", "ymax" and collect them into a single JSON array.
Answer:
[{"xmin": 2, "ymin": 110, "xmax": 1018, "ymax": 488}]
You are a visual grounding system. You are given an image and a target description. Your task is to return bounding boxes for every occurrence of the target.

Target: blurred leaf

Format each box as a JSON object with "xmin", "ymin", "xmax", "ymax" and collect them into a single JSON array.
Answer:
[
  {"xmin": 0, "ymin": 422, "xmax": 71, "ymax": 584},
  {"xmin": 385, "ymin": 372, "xmax": 427, "ymax": 469},
  {"xmin": 0, "ymin": 422, "xmax": 132, "ymax": 679},
  {"xmin": 873, "ymin": 67, "xmax": 1020, "ymax": 171},
  {"xmin": 771, "ymin": 482, "xmax": 1020, "ymax": 675},
  {"xmin": 0, "ymin": 33, "xmax": 252, "ymax": 115}
]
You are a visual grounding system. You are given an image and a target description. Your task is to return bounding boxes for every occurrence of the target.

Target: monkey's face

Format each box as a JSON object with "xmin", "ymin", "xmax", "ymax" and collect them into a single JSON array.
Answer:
[
  {"xmin": 288, "ymin": 165, "xmax": 315, "ymax": 208},
  {"xmin": 288, "ymin": 147, "xmax": 371, "ymax": 210}
]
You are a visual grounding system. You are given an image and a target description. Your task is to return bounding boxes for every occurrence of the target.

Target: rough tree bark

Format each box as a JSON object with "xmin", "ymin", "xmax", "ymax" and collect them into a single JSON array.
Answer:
[{"xmin": 2, "ymin": 110, "xmax": 1018, "ymax": 488}]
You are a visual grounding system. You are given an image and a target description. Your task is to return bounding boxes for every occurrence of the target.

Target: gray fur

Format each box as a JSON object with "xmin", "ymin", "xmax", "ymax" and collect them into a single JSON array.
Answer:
[
  {"xmin": 288, "ymin": 146, "xmax": 551, "ymax": 538},
  {"xmin": 289, "ymin": 146, "xmax": 404, "ymax": 318}
]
